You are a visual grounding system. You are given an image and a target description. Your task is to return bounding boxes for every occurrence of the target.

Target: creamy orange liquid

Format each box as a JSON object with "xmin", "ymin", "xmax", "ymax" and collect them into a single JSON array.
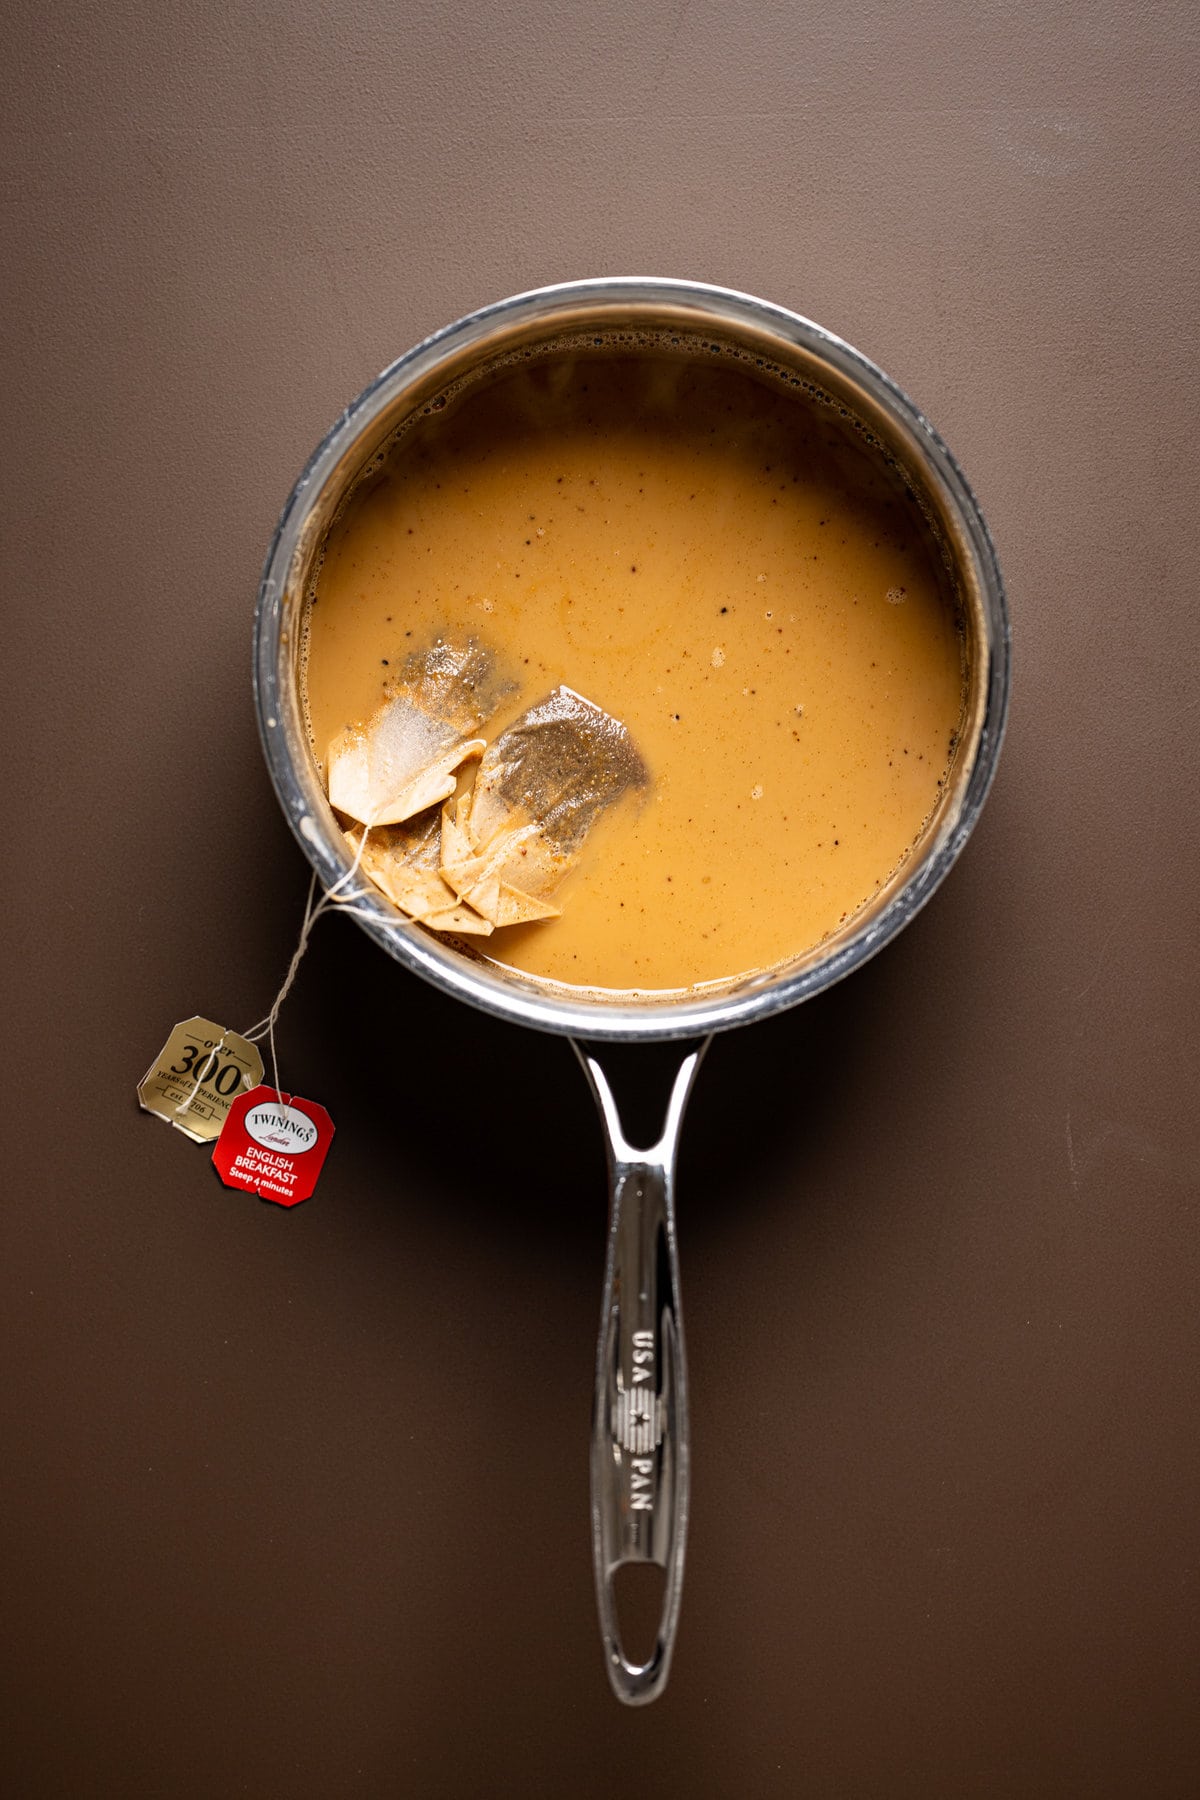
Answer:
[{"xmin": 303, "ymin": 354, "xmax": 964, "ymax": 994}]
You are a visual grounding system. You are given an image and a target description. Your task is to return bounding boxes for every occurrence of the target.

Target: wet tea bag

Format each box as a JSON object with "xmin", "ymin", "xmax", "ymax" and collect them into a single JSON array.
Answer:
[
  {"xmin": 327, "ymin": 636, "xmax": 514, "ymax": 827},
  {"xmin": 440, "ymin": 686, "xmax": 647, "ymax": 927},
  {"xmin": 346, "ymin": 814, "xmax": 493, "ymax": 936}
]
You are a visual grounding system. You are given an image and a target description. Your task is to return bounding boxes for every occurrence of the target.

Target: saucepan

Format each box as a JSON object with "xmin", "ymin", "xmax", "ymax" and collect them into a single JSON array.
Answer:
[{"xmin": 253, "ymin": 278, "xmax": 1009, "ymax": 1704}]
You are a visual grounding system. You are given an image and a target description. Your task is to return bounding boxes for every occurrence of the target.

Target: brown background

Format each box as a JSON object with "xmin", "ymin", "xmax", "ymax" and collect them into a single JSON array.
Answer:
[{"xmin": 4, "ymin": 2, "xmax": 1198, "ymax": 1795}]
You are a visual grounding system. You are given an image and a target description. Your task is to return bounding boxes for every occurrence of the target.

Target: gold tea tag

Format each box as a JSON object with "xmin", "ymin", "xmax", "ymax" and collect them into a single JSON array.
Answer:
[{"xmin": 137, "ymin": 1016, "xmax": 264, "ymax": 1144}]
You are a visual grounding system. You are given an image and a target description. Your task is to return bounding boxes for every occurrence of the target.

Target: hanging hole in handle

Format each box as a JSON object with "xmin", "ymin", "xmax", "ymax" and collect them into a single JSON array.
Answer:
[{"xmin": 611, "ymin": 1561, "xmax": 668, "ymax": 1670}]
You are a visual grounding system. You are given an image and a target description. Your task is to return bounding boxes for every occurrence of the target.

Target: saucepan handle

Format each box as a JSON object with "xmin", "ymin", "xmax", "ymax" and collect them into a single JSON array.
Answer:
[{"xmin": 574, "ymin": 1039, "xmax": 709, "ymax": 1705}]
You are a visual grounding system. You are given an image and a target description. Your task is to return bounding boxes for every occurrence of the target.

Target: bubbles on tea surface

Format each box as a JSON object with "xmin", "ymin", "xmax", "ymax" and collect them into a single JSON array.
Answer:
[{"xmin": 294, "ymin": 307, "xmax": 973, "ymax": 833}]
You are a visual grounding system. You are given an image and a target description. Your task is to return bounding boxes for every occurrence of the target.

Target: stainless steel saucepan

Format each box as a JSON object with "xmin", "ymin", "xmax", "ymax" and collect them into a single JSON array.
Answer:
[{"xmin": 253, "ymin": 278, "xmax": 1010, "ymax": 1704}]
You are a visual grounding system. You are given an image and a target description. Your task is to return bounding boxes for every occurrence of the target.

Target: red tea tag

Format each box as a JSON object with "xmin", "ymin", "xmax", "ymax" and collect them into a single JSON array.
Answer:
[{"xmin": 212, "ymin": 1086, "xmax": 335, "ymax": 1207}]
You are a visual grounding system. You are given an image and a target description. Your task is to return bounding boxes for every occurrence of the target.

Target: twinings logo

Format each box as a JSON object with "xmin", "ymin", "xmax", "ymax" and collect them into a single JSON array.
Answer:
[{"xmin": 245, "ymin": 1102, "xmax": 319, "ymax": 1154}]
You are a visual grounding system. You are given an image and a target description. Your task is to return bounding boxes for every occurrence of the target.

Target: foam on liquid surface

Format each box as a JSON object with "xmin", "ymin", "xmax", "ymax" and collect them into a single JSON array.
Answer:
[{"xmin": 303, "ymin": 353, "xmax": 964, "ymax": 994}]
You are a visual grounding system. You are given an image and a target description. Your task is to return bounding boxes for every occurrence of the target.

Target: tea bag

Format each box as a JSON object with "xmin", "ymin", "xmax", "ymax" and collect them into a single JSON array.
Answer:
[
  {"xmin": 327, "ymin": 636, "xmax": 514, "ymax": 827},
  {"xmin": 346, "ymin": 815, "xmax": 494, "ymax": 936},
  {"xmin": 440, "ymin": 686, "xmax": 647, "ymax": 927}
]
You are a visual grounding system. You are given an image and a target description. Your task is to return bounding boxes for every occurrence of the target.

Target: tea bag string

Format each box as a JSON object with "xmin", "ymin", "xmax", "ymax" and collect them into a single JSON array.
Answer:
[
  {"xmin": 242, "ymin": 826, "xmax": 376, "ymax": 1102},
  {"xmin": 171, "ymin": 829, "xmax": 375, "ymax": 1119}
]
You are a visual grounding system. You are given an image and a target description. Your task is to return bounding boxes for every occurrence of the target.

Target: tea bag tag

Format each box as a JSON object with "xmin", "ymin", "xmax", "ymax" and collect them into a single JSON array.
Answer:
[
  {"xmin": 137, "ymin": 1016, "xmax": 265, "ymax": 1144},
  {"xmin": 212, "ymin": 1087, "xmax": 335, "ymax": 1207}
]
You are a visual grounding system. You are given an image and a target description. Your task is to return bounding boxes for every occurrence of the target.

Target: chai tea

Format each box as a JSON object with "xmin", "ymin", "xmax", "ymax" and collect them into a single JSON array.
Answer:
[{"xmin": 301, "ymin": 350, "xmax": 965, "ymax": 995}]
